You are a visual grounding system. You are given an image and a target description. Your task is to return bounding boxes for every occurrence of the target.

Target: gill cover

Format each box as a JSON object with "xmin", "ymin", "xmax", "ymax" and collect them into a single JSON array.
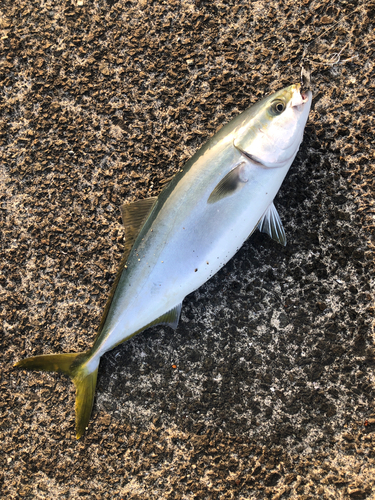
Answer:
[{"xmin": 234, "ymin": 84, "xmax": 311, "ymax": 168}]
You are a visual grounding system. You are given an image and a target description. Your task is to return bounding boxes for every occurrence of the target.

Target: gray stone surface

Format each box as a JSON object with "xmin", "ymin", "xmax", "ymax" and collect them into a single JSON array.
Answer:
[{"xmin": 1, "ymin": 0, "xmax": 374, "ymax": 498}]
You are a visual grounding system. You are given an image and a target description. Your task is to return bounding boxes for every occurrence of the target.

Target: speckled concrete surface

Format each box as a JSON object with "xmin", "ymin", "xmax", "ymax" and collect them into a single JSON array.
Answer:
[{"xmin": 1, "ymin": 0, "xmax": 375, "ymax": 498}]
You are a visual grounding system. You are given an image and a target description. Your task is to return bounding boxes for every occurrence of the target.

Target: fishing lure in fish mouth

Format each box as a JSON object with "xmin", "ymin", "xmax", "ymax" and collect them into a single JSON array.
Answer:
[{"xmin": 15, "ymin": 83, "xmax": 312, "ymax": 439}]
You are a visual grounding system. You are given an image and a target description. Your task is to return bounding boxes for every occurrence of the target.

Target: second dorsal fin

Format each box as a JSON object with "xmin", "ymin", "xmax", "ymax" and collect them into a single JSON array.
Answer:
[
  {"xmin": 121, "ymin": 197, "xmax": 158, "ymax": 229},
  {"xmin": 94, "ymin": 197, "xmax": 157, "ymax": 342},
  {"xmin": 121, "ymin": 197, "xmax": 158, "ymax": 259}
]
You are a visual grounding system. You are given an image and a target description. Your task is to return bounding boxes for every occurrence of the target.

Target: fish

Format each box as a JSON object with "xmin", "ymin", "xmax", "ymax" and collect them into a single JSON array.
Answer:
[{"xmin": 14, "ymin": 83, "xmax": 312, "ymax": 438}]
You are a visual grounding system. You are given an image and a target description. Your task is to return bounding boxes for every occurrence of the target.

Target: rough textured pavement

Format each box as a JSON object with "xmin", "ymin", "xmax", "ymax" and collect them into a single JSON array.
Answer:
[{"xmin": 1, "ymin": 0, "xmax": 375, "ymax": 498}]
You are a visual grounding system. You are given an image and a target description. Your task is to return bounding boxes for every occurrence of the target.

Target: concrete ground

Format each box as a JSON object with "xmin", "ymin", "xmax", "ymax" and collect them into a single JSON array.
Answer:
[{"xmin": 1, "ymin": 0, "xmax": 374, "ymax": 498}]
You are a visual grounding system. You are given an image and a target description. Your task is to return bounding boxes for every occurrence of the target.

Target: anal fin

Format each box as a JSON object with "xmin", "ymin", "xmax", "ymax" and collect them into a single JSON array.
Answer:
[{"xmin": 147, "ymin": 303, "xmax": 183, "ymax": 331}]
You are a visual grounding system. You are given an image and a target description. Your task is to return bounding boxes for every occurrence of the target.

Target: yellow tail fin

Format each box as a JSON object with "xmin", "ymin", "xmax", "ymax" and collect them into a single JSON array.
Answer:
[{"xmin": 14, "ymin": 352, "xmax": 99, "ymax": 439}]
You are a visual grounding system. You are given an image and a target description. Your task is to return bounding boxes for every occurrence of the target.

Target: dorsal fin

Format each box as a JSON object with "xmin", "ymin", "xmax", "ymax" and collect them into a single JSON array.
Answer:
[
  {"xmin": 158, "ymin": 174, "xmax": 174, "ymax": 187},
  {"xmin": 121, "ymin": 197, "xmax": 158, "ymax": 229},
  {"xmin": 94, "ymin": 197, "xmax": 157, "ymax": 341},
  {"xmin": 121, "ymin": 197, "xmax": 158, "ymax": 259}
]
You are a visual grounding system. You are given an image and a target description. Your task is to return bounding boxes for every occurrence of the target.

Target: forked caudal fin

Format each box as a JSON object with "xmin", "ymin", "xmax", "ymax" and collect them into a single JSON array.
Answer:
[{"xmin": 14, "ymin": 352, "xmax": 99, "ymax": 439}]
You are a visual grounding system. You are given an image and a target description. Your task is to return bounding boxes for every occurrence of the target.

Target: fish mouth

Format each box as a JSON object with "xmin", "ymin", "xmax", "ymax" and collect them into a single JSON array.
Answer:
[
  {"xmin": 300, "ymin": 89, "xmax": 311, "ymax": 104},
  {"xmin": 290, "ymin": 83, "xmax": 311, "ymax": 108}
]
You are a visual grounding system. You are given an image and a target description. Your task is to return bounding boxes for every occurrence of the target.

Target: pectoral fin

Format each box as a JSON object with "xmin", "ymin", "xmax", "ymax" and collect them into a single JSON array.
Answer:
[
  {"xmin": 208, "ymin": 162, "xmax": 247, "ymax": 204},
  {"xmin": 257, "ymin": 202, "xmax": 286, "ymax": 246}
]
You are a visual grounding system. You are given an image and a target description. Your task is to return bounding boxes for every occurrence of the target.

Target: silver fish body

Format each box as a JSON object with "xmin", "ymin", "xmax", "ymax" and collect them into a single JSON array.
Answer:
[
  {"xmin": 15, "ymin": 83, "xmax": 312, "ymax": 438},
  {"xmin": 92, "ymin": 84, "xmax": 312, "ymax": 360}
]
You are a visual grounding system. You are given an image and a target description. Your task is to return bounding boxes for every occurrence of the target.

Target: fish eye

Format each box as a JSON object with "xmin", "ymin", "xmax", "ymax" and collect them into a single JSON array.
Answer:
[{"xmin": 270, "ymin": 100, "xmax": 286, "ymax": 115}]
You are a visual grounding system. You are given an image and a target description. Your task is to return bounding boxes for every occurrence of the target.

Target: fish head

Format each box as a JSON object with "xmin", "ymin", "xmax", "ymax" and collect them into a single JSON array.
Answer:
[{"xmin": 235, "ymin": 84, "xmax": 312, "ymax": 168}]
